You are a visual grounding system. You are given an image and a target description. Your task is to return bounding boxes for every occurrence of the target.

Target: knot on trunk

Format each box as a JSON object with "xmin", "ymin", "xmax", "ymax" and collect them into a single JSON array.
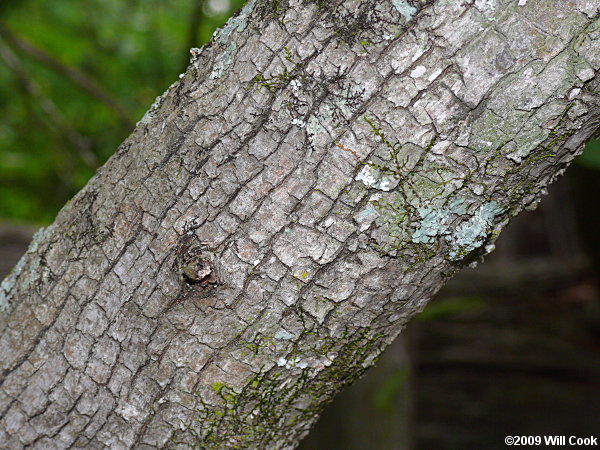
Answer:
[{"xmin": 181, "ymin": 248, "xmax": 220, "ymax": 287}]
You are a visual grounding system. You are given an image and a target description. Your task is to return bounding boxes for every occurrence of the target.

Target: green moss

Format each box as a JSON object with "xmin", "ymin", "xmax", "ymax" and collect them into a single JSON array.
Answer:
[
  {"xmin": 502, "ymin": 101, "xmax": 578, "ymax": 214},
  {"xmin": 247, "ymin": 47, "xmax": 304, "ymax": 93},
  {"xmin": 212, "ymin": 381, "xmax": 226, "ymax": 393},
  {"xmin": 182, "ymin": 328, "xmax": 387, "ymax": 448},
  {"xmin": 238, "ymin": 333, "xmax": 276, "ymax": 357},
  {"xmin": 355, "ymin": 116, "xmax": 455, "ymax": 262}
]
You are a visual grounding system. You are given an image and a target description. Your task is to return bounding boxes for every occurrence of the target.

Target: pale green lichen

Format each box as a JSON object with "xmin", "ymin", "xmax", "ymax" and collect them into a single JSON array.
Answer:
[
  {"xmin": 355, "ymin": 165, "xmax": 396, "ymax": 191},
  {"xmin": 354, "ymin": 204, "xmax": 379, "ymax": 232},
  {"xmin": 209, "ymin": 0, "xmax": 257, "ymax": 79},
  {"xmin": 410, "ymin": 199, "xmax": 503, "ymax": 261},
  {"xmin": 214, "ymin": 0, "xmax": 257, "ymax": 44},
  {"xmin": 0, "ymin": 225, "xmax": 54, "ymax": 311},
  {"xmin": 210, "ymin": 41, "xmax": 237, "ymax": 80},
  {"xmin": 306, "ymin": 104, "xmax": 334, "ymax": 138},
  {"xmin": 306, "ymin": 116, "xmax": 325, "ymax": 136},
  {"xmin": 137, "ymin": 79, "xmax": 179, "ymax": 126},
  {"xmin": 392, "ymin": 0, "xmax": 417, "ymax": 21},
  {"xmin": 447, "ymin": 201, "xmax": 503, "ymax": 260},
  {"xmin": 0, "ymin": 258, "xmax": 23, "ymax": 311},
  {"xmin": 276, "ymin": 356, "xmax": 308, "ymax": 369},
  {"xmin": 275, "ymin": 329, "xmax": 294, "ymax": 340},
  {"xmin": 411, "ymin": 198, "xmax": 467, "ymax": 244}
]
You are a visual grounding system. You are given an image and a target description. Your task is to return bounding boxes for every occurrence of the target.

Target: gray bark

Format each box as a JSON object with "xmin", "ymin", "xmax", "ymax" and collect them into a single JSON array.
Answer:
[{"xmin": 1, "ymin": 0, "xmax": 599, "ymax": 448}]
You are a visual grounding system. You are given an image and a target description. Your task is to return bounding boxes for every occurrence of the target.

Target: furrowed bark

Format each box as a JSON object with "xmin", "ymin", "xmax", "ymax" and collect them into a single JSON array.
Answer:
[{"xmin": 1, "ymin": 0, "xmax": 599, "ymax": 448}]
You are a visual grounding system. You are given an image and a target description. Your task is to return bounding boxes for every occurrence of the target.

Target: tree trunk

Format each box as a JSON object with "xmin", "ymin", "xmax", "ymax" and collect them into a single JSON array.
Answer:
[{"xmin": 1, "ymin": 0, "xmax": 599, "ymax": 448}]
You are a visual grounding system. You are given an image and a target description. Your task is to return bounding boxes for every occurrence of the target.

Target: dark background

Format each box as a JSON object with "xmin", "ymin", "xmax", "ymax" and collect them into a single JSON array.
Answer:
[{"xmin": 1, "ymin": 1, "xmax": 599, "ymax": 448}]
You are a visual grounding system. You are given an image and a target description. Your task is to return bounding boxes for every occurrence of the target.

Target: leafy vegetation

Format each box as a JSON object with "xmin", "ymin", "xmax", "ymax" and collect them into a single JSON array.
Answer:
[{"xmin": 0, "ymin": 0, "xmax": 244, "ymax": 223}]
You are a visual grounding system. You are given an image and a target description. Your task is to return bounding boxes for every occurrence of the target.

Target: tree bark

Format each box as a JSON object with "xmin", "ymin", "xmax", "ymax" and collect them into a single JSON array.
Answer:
[{"xmin": 1, "ymin": 0, "xmax": 599, "ymax": 448}]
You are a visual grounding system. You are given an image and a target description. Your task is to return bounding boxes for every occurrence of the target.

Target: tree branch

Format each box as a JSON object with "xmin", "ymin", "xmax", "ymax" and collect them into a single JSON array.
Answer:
[{"xmin": 0, "ymin": 0, "xmax": 599, "ymax": 448}]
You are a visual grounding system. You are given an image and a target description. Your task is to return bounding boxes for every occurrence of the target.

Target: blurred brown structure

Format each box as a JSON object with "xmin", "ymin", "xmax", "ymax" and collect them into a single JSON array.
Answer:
[{"xmin": 0, "ymin": 222, "xmax": 36, "ymax": 278}]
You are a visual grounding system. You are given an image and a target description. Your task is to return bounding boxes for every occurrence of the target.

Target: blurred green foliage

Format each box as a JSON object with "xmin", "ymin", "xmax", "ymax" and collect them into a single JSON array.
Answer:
[
  {"xmin": 0, "ymin": 1, "xmax": 598, "ymax": 225},
  {"xmin": 0, "ymin": 0, "xmax": 244, "ymax": 224},
  {"xmin": 577, "ymin": 139, "xmax": 600, "ymax": 170},
  {"xmin": 372, "ymin": 367, "xmax": 409, "ymax": 416},
  {"xmin": 417, "ymin": 295, "xmax": 485, "ymax": 321}
]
